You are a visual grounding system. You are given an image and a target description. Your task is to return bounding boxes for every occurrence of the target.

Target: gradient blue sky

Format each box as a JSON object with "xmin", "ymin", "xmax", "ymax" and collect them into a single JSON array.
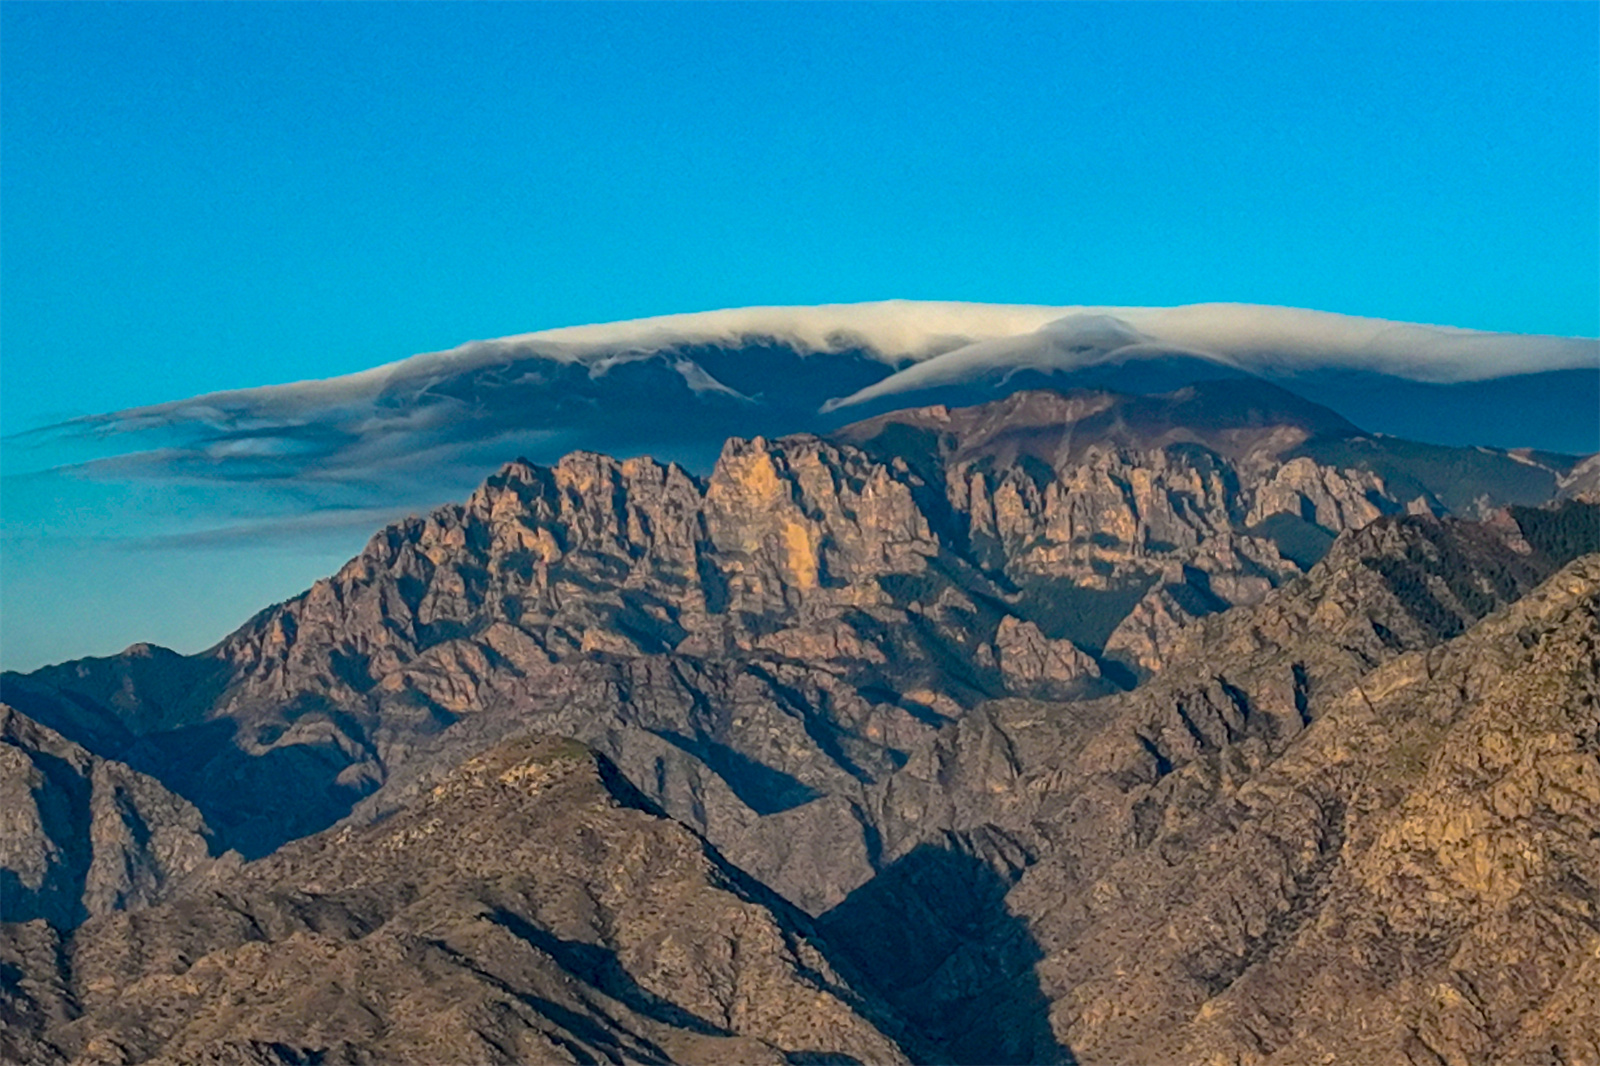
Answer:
[
  {"xmin": 2, "ymin": 2, "xmax": 1598, "ymax": 669},
  {"xmin": 4, "ymin": 1, "xmax": 1597, "ymax": 433}
]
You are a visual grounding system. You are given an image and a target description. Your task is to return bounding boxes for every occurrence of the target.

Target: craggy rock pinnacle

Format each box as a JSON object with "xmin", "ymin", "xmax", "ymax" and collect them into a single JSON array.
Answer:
[{"xmin": 991, "ymin": 616, "xmax": 1101, "ymax": 694}]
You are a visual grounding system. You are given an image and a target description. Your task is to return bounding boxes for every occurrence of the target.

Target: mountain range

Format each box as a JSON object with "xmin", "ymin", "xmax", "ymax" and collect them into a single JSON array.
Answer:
[
  {"xmin": 5, "ymin": 301, "xmax": 1595, "ymax": 675},
  {"xmin": 4, "ymin": 366, "xmax": 1599, "ymax": 1063}
]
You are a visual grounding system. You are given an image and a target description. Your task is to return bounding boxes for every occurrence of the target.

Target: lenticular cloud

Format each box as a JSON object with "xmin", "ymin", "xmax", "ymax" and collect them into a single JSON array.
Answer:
[
  {"xmin": 1, "ymin": 299, "xmax": 1594, "ymax": 675},
  {"xmin": 820, "ymin": 303, "xmax": 1595, "ymax": 411},
  {"xmin": 9, "ymin": 301, "xmax": 1597, "ymax": 513}
]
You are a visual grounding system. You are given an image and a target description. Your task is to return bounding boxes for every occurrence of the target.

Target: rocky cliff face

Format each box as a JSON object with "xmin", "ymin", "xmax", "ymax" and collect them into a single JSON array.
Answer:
[
  {"xmin": 808, "ymin": 513, "xmax": 1599, "ymax": 1063},
  {"xmin": 1165, "ymin": 555, "xmax": 1600, "ymax": 1064},
  {"xmin": 5, "ymin": 512, "xmax": 1594, "ymax": 1064},
  {"xmin": 1, "ymin": 387, "xmax": 1585, "ymax": 905}
]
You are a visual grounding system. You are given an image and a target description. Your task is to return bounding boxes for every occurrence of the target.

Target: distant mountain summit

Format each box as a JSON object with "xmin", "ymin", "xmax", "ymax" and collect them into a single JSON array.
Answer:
[
  {"xmin": 28, "ymin": 301, "xmax": 1597, "ymax": 491},
  {"xmin": 836, "ymin": 379, "xmax": 1365, "ymax": 468}
]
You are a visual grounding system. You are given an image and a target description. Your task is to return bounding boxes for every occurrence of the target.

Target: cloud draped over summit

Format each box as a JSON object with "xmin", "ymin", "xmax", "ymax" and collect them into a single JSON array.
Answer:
[
  {"xmin": 118, "ymin": 300, "xmax": 1600, "ymax": 414},
  {"xmin": 9, "ymin": 301, "xmax": 1597, "ymax": 510},
  {"xmin": 0, "ymin": 300, "xmax": 1594, "ymax": 675},
  {"xmin": 819, "ymin": 303, "xmax": 1598, "ymax": 410}
]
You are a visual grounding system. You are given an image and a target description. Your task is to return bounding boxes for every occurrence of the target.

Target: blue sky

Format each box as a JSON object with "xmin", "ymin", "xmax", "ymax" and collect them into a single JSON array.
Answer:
[
  {"xmin": 5, "ymin": 2, "xmax": 1596, "ymax": 431},
  {"xmin": 2, "ymin": 2, "xmax": 1597, "ymax": 669}
]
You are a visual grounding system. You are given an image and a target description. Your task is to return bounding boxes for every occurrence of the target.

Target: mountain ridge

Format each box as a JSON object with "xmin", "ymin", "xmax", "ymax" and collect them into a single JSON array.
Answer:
[
  {"xmin": 2, "ymin": 735, "xmax": 917, "ymax": 1066},
  {"xmin": 5, "ymin": 386, "xmax": 1585, "ymax": 873},
  {"xmin": 6, "ymin": 503, "xmax": 1594, "ymax": 1063},
  {"xmin": 8, "ymin": 304, "xmax": 1593, "ymax": 677},
  {"xmin": 4, "ymin": 384, "xmax": 1598, "ymax": 1064}
]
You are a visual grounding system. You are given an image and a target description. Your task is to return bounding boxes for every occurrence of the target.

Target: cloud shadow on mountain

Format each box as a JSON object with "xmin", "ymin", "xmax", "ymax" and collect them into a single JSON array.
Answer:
[{"xmin": 816, "ymin": 838, "xmax": 1075, "ymax": 1065}]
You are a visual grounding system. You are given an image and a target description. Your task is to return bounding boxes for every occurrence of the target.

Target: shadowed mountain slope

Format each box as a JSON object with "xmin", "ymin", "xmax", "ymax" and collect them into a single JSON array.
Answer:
[
  {"xmin": 1, "ymin": 705, "xmax": 218, "ymax": 932},
  {"xmin": 942, "ymin": 545, "xmax": 1600, "ymax": 1063},
  {"xmin": 2, "ymin": 736, "xmax": 912, "ymax": 1065}
]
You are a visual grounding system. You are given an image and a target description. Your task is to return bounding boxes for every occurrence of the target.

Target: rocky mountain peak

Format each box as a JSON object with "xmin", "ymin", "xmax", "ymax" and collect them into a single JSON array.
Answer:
[{"xmin": 837, "ymin": 380, "xmax": 1361, "ymax": 470}]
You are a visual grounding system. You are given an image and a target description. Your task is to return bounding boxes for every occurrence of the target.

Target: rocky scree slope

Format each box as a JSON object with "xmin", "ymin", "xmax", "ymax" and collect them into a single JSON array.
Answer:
[
  {"xmin": 817, "ymin": 513, "xmax": 1600, "ymax": 1063},
  {"xmin": 1, "ymin": 384, "xmax": 1586, "ymax": 921},
  {"xmin": 1, "ymin": 735, "xmax": 912, "ymax": 1066}
]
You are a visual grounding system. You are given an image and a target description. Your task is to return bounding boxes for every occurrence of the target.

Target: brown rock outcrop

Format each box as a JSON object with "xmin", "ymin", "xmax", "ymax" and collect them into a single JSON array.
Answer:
[
  {"xmin": 825, "ymin": 517, "xmax": 1600, "ymax": 1064},
  {"xmin": 992, "ymin": 617, "xmax": 1100, "ymax": 694},
  {"xmin": 1, "ymin": 388, "xmax": 1583, "ymax": 916},
  {"xmin": 1, "ymin": 382, "xmax": 1595, "ymax": 1065}
]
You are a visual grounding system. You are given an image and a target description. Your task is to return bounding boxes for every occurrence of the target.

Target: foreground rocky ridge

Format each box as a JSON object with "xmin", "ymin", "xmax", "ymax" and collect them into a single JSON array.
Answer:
[
  {"xmin": 0, "ymin": 705, "xmax": 217, "ymax": 932},
  {"xmin": 1172, "ymin": 553, "xmax": 1600, "ymax": 1063},
  {"xmin": 2, "ymin": 735, "xmax": 911, "ymax": 1065}
]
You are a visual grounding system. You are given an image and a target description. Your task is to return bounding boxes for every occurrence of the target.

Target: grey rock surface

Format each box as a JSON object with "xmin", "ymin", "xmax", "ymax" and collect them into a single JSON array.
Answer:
[
  {"xmin": 3, "ymin": 736, "xmax": 913, "ymax": 1065},
  {"xmin": 1, "ymin": 705, "xmax": 218, "ymax": 930},
  {"xmin": 5, "ymin": 387, "xmax": 1577, "ymax": 904},
  {"xmin": 824, "ymin": 523, "xmax": 1600, "ymax": 1063}
]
